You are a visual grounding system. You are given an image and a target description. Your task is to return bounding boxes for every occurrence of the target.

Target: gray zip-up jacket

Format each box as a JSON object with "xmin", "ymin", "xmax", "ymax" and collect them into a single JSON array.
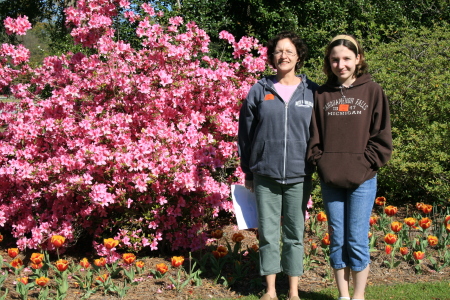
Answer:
[{"xmin": 238, "ymin": 75, "xmax": 318, "ymax": 184}]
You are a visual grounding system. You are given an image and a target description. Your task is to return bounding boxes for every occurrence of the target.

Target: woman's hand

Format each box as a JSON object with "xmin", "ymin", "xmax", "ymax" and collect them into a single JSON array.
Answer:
[{"xmin": 244, "ymin": 180, "xmax": 254, "ymax": 193}]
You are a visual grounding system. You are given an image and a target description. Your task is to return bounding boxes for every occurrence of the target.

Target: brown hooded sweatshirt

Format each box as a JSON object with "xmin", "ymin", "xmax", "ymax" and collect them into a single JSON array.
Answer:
[{"xmin": 307, "ymin": 73, "xmax": 392, "ymax": 189}]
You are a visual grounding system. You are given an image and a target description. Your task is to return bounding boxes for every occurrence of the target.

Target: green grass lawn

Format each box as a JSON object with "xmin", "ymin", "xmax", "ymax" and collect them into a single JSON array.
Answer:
[
  {"xmin": 202, "ymin": 281, "xmax": 450, "ymax": 300},
  {"xmin": 0, "ymin": 97, "xmax": 19, "ymax": 102}
]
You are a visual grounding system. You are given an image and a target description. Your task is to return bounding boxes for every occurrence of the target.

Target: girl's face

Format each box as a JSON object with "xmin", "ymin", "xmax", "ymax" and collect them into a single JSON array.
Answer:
[
  {"xmin": 329, "ymin": 45, "xmax": 360, "ymax": 87},
  {"xmin": 272, "ymin": 38, "xmax": 299, "ymax": 75}
]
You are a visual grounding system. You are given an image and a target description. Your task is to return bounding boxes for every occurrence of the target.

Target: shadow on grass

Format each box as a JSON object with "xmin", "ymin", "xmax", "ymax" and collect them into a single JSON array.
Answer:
[{"xmin": 299, "ymin": 290, "xmax": 336, "ymax": 300}]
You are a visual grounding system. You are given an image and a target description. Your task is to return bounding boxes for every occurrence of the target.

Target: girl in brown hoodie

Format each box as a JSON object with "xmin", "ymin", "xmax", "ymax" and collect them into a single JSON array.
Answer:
[{"xmin": 307, "ymin": 35, "xmax": 392, "ymax": 300}]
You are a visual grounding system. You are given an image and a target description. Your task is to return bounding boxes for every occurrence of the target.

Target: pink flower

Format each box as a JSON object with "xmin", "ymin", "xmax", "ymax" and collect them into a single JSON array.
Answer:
[
  {"xmin": 219, "ymin": 30, "xmax": 235, "ymax": 44},
  {"xmin": 0, "ymin": 0, "xmax": 268, "ymax": 254},
  {"xmin": 305, "ymin": 210, "xmax": 310, "ymax": 221},
  {"xmin": 141, "ymin": 3, "xmax": 156, "ymax": 16},
  {"xmin": 119, "ymin": 0, "xmax": 131, "ymax": 8},
  {"xmin": 157, "ymin": 70, "xmax": 173, "ymax": 86},
  {"xmin": 3, "ymin": 16, "xmax": 32, "ymax": 35},
  {"xmin": 307, "ymin": 196, "xmax": 313, "ymax": 209},
  {"xmin": 89, "ymin": 184, "xmax": 115, "ymax": 207},
  {"xmin": 169, "ymin": 16, "xmax": 183, "ymax": 26}
]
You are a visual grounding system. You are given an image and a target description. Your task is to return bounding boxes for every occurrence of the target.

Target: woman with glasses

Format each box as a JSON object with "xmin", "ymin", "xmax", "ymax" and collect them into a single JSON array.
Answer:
[{"xmin": 238, "ymin": 31, "xmax": 318, "ymax": 300}]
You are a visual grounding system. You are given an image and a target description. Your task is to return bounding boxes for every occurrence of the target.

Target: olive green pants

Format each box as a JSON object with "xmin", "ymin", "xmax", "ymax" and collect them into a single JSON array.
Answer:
[{"xmin": 254, "ymin": 174, "xmax": 312, "ymax": 276}]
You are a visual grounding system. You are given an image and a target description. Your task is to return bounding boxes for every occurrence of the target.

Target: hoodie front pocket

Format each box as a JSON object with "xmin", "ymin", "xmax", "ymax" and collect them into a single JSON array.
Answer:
[
  {"xmin": 284, "ymin": 140, "xmax": 307, "ymax": 177},
  {"xmin": 250, "ymin": 140, "xmax": 285, "ymax": 178},
  {"xmin": 317, "ymin": 152, "xmax": 371, "ymax": 188}
]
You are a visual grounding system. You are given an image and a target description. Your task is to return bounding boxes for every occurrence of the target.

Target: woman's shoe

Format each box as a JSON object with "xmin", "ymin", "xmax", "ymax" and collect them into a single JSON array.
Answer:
[
  {"xmin": 260, "ymin": 293, "xmax": 278, "ymax": 300},
  {"xmin": 288, "ymin": 296, "xmax": 300, "ymax": 300}
]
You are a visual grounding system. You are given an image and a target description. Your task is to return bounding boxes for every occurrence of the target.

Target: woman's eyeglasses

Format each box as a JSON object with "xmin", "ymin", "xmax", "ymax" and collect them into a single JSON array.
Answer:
[{"xmin": 273, "ymin": 50, "xmax": 297, "ymax": 57}]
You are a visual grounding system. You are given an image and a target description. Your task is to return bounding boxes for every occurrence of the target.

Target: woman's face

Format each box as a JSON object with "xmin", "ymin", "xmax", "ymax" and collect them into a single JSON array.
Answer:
[
  {"xmin": 329, "ymin": 45, "xmax": 360, "ymax": 86},
  {"xmin": 272, "ymin": 38, "xmax": 299, "ymax": 75}
]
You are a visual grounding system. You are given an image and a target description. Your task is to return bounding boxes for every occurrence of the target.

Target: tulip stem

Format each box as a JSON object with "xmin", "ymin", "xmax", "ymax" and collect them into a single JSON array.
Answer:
[{"xmin": 56, "ymin": 248, "xmax": 60, "ymax": 261}]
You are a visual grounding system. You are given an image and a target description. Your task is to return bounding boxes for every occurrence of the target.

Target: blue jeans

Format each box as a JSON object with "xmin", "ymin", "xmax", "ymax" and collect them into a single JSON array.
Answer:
[
  {"xmin": 254, "ymin": 174, "xmax": 312, "ymax": 276},
  {"xmin": 321, "ymin": 175, "xmax": 376, "ymax": 271}
]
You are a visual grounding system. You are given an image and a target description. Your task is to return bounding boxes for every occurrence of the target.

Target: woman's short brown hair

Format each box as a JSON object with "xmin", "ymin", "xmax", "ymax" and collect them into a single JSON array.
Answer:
[{"xmin": 266, "ymin": 31, "xmax": 308, "ymax": 72}]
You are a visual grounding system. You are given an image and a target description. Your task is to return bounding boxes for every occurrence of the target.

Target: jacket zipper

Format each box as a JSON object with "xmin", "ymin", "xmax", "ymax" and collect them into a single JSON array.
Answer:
[
  {"xmin": 266, "ymin": 79, "xmax": 304, "ymax": 184},
  {"xmin": 282, "ymin": 100, "xmax": 288, "ymax": 184}
]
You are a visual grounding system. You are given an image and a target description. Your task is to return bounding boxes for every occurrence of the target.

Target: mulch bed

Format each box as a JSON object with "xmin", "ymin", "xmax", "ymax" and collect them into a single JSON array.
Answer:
[{"xmin": 1, "ymin": 206, "xmax": 449, "ymax": 299}]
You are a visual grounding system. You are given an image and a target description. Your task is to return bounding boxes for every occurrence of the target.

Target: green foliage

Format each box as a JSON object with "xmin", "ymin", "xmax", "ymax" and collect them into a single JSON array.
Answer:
[
  {"xmin": 150, "ymin": 0, "xmax": 450, "ymax": 61},
  {"xmin": 368, "ymin": 25, "xmax": 450, "ymax": 204}
]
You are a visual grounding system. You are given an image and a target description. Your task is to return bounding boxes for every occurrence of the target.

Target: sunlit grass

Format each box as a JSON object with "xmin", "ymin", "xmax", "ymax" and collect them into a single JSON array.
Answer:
[
  {"xmin": 201, "ymin": 281, "xmax": 450, "ymax": 300},
  {"xmin": 0, "ymin": 97, "xmax": 19, "ymax": 103}
]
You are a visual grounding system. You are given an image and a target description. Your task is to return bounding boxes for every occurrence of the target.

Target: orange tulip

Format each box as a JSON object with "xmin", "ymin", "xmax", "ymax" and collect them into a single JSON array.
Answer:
[
  {"xmin": 31, "ymin": 262, "xmax": 44, "ymax": 269},
  {"xmin": 11, "ymin": 258, "xmax": 23, "ymax": 268},
  {"xmin": 35, "ymin": 276, "xmax": 50, "ymax": 287},
  {"xmin": 30, "ymin": 253, "xmax": 44, "ymax": 265},
  {"xmin": 368, "ymin": 232, "xmax": 373, "ymax": 239},
  {"xmin": 171, "ymin": 256, "xmax": 184, "ymax": 268},
  {"xmin": 55, "ymin": 259, "xmax": 69, "ymax": 272},
  {"xmin": 231, "ymin": 232, "xmax": 245, "ymax": 243},
  {"xmin": 251, "ymin": 244, "xmax": 259, "ymax": 252},
  {"xmin": 446, "ymin": 223, "xmax": 450, "ymax": 233},
  {"xmin": 375, "ymin": 196, "xmax": 386, "ymax": 206},
  {"xmin": 51, "ymin": 235, "xmax": 66, "ymax": 248},
  {"xmin": 103, "ymin": 238, "xmax": 119, "ymax": 250},
  {"xmin": 418, "ymin": 217, "xmax": 432, "ymax": 229},
  {"xmin": 445, "ymin": 215, "xmax": 450, "ymax": 224},
  {"xmin": 17, "ymin": 277, "xmax": 28, "ymax": 285},
  {"xmin": 95, "ymin": 273, "xmax": 109, "ymax": 283},
  {"xmin": 404, "ymin": 217, "xmax": 417, "ymax": 227},
  {"xmin": 211, "ymin": 229, "xmax": 224, "ymax": 239},
  {"xmin": 7, "ymin": 248, "xmax": 19, "ymax": 258},
  {"xmin": 384, "ymin": 205, "xmax": 398, "ymax": 216},
  {"xmin": 400, "ymin": 247, "xmax": 409, "ymax": 256},
  {"xmin": 384, "ymin": 233, "xmax": 397, "ymax": 245},
  {"xmin": 413, "ymin": 251, "xmax": 425, "ymax": 260},
  {"xmin": 0, "ymin": 233, "xmax": 3, "ymax": 242},
  {"xmin": 427, "ymin": 235, "xmax": 438, "ymax": 246},
  {"xmin": 136, "ymin": 261, "xmax": 145, "ymax": 268},
  {"xmin": 385, "ymin": 245, "xmax": 392, "ymax": 255},
  {"xmin": 317, "ymin": 211, "xmax": 328, "ymax": 222},
  {"xmin": 321, "ymin": 233, "xmax": 331, "ymax": 246},
  {"xmin": 122, "ymin": 253, "xmax": 136, "ymax": 265},
  {"xmin": 390, "ymin": 221, "xmax": 403, "ymax": 233},
  {"xmin": 156, "ymin": 263, "xmax": 168, "ymax": 274},
  {"xmin": 421, "ymin": 204, "xmax": 432, "ymax": 214},
  {"xmin": 94, "ymin": 257, "xmax": 107, "ymax": 267},
  {"xmin": 415, "ymin": 202, "xmax": 424, "ymax": 211},
  {"xmin": 369, "ymin": 216, "xmax": 378, "ymax": 226},
  {"xmin": 212, "ymin": 245, "xmax": 228, "ymax": 259},
  {"xmin": 80, "ymin": 258, "xmax": 90, "ymax": 269}
]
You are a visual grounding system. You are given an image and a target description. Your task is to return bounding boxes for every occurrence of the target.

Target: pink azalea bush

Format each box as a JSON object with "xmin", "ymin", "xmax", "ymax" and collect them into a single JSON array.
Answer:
[
  {"xmin": 3, "ymin": 15, "xmax": 32, "ymax": 36},
  {"xmin": 0, "ymin": 0, "xmax": 267, "ymax": 252}
]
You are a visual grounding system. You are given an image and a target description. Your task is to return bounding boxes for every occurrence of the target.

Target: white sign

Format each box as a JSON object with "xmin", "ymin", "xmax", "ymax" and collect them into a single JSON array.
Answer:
[{"xmin": 231, "ymin": 184, "xmax": 259, "ymax": 229}]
